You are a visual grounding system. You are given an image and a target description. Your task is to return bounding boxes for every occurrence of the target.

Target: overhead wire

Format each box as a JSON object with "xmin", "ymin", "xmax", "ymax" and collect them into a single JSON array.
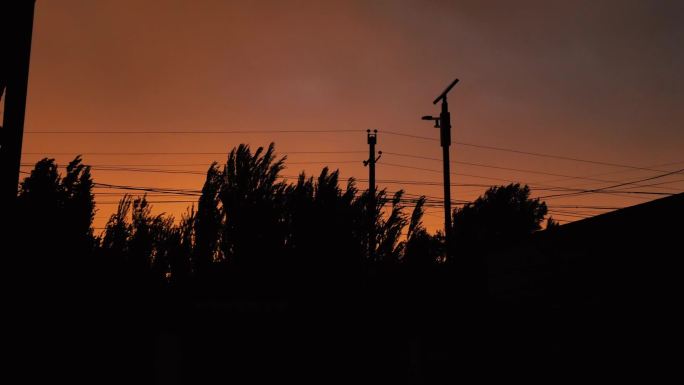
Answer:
[
  {"xmin": 539, "ymin": 167, "xmax": 684, "ymax": 199},
  {"xmin": 21, "ymin": 129, "xmax": 684, "ymax": 227}
]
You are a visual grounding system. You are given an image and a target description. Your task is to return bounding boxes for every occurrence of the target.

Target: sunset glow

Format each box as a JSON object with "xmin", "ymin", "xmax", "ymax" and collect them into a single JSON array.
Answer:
[{"xmin": 20, "ymin": 0, "xmax": 684, "ymax": 232}]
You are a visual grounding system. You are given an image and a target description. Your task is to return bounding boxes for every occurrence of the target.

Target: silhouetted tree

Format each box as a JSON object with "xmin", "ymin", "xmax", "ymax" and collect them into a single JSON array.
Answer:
[
  {"xmin": 186, "ymin": 143, "xmax": 432, "ymax": 277},
  {"xmin": 404, "ymin": 197, "xmax": 443, "ymax": 266},
  {"xmin": 101, "ymin": 195, "xmax": 192, "ymax": 286},
  {"xmin": 16, "ymin": 157, "xmax": 104, "ymax": 382},
  {"xmin": 219, "ymin": 143, "xmax": 288, "ymax": 268},
  {"xmin": 169, "ymin": 207, "xmax": 195, "ymax": 285},
  {"xmin": 193, "ymin": 163, "xmax": 223, "ymax": 276},
  {"xmin": 62, "ymin": 156, "xmax": 96, "ymax": 253},
  {"xmin": 452, "ymin": 183, "xmax": 547, "ymax": 252},
  {"xmin": 17, "ymin": 157, "xmax": 96, "ymax": 266},
  {"xmin": 545, "ymin": 216, "xmax": 560, "ymax": 231},
  {"xmin": 16, "ymin": 142, "xmax": 642, "ymax": 382},
  {"xmin": 284, "ymin": 168, "xmax": 366, "ymax": 269},
  {"xmin": 376, "ymin": 191, "xmax": 408, "ymax": 262},
  {"xmin": 101, "ymin": 195, "xmax": 134, "ymax": 262}
]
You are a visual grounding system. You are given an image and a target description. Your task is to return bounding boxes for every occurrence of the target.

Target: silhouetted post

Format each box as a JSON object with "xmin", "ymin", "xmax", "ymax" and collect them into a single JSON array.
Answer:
[
  {"xmin": 364, "ymin": 129, "xmax": 381, "ymax": 260},
  {"xmin": 1, "ymin": 1, "xmax": 36, "ymax": 210},
  {"xmin": 422, "ymin": 78, "xmax": 459, "ymax": 257}
]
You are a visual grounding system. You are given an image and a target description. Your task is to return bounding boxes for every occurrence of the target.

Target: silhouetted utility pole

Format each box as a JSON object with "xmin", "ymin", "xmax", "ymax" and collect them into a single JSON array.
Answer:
[
  {"xmin": 364, "ymin": 129, "xmax": 381, "ymax": 260},
  {"xmin": 422, "ymin": 78, "xmax": 459, "ymax": 256},
  {"xmin": 1, "ymin": 1, "xmax": 36, "ymax": 210}
]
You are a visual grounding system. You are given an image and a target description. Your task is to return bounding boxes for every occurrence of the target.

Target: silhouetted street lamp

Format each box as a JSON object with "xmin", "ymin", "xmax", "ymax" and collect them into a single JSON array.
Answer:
[{"xmin": 422, "ymin": 78, "xmax": 458, "ymax": 256}]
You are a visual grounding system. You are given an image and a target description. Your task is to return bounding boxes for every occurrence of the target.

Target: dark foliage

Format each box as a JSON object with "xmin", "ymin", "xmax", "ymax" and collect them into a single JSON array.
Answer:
[
  {"xmin": 15, "ymin": 145, "xmax": 570, "ymax": 383},
  {"xmin": 452, "ymin": 183, "xmax": 547, "ymax": 252},
  {"xmin": 17, "ymin": 157, "xmax": 96, "ymax": 274}
]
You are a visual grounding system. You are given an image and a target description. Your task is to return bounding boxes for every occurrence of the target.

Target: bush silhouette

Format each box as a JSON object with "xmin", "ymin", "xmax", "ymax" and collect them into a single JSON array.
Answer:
[{"xmin": 452, "ymin": 183, "xmax": 547, "ymax": 252}]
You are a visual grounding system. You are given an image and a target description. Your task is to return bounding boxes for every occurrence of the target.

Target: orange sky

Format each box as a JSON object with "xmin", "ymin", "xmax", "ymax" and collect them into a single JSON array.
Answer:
[{"xmin": 17, "ymin": 0, "xmax": 684, "ymax": 233}]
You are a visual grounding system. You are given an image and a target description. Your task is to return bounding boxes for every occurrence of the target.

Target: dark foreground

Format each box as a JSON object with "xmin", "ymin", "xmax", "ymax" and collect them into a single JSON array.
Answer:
[{"xmin": 10, "ymin": 193, "xmax": 683, "ymax": 383}]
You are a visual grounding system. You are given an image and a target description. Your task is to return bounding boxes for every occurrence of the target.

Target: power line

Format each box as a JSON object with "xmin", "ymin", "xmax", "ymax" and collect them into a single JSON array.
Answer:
[
  {"xmin": 92, "ymin": 181, "xmax": 456, "ymax": 203},
  {"xmin": 89, "ymin": 185, "xmax": 660, "ymax": 210},
  {"xmin": 612, "ymin": 178, "xmax": 684, "ymax": 191},
  {"xmin": 382, "ymin": 162, "xmax": 515, "ymax": 183},
  {"xmin": 549, "ymin": 205, "xmax": 623, "ymax": 210},
  {"xmin": 22, "ymin": 160, "xmax": 362, "ymax": 167},
  {"xmin": 383, "ymin": 130, "xmax": 682, "ymax": 174},
  {"xmin": 384, "ymin": 131, "xmax": 441, "ymax": 142},
  {"xmin": 19, "ymin": 162, "xmax": 493, "ymax": 188},
  {"xmin": 379, "ymin": 162, "xmax": 676, "ymax": 197},
  {"xmin": 22, "ymin": 163, "xmax": 676, "ymax": 198},
  {"xmin": 383, "ymin": 151, "xmax": 682, "ymax": 189},
  {"xmin": 533, "ymin": 160, "xmax": 684, "ymax": 186},
  {"xmin": 24, "ymin": 129, "xmax": 362, "ymax": 134},
  {"xmin": 547, "ymin": 210, "xmax": 594, "ymax": 219},
  {"xmin": 89, "ymin": 191, "xmax": 196, "ymax": 197},
  {"xmin": 23, "ymin": 127, "xmax": 684, "ymax": 175},
  {"xmin": 93, "ymin": 183, "xmax": 202, "ymax": 196},
  {"xmin": 90, "ymin": 190, "xmax": 461, "ymax": 205},
  {"xmin": 92, "ymin": 182, "xmax": 644, "ymax": 210},
  {"xmin": 21, "ymin": 150, "xmax": 366, "ymax": 156},
  {"xmin": 96, "ymin": 200, "xmax": 198, "ymax": 204},
  {"xmin": 452, "ymin": 142, "xmax": 674, "ymax": 173},
  {"xmin": 539, "ymin": 167, "xmax": 684, "ymax": 199},
  {"xmin": 16, "ymin": 162, "xmax": 573, "ymax": 192},
  {"xmin": 23, "ymin": 150, "xmax": 684, "ymax": 195}
]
